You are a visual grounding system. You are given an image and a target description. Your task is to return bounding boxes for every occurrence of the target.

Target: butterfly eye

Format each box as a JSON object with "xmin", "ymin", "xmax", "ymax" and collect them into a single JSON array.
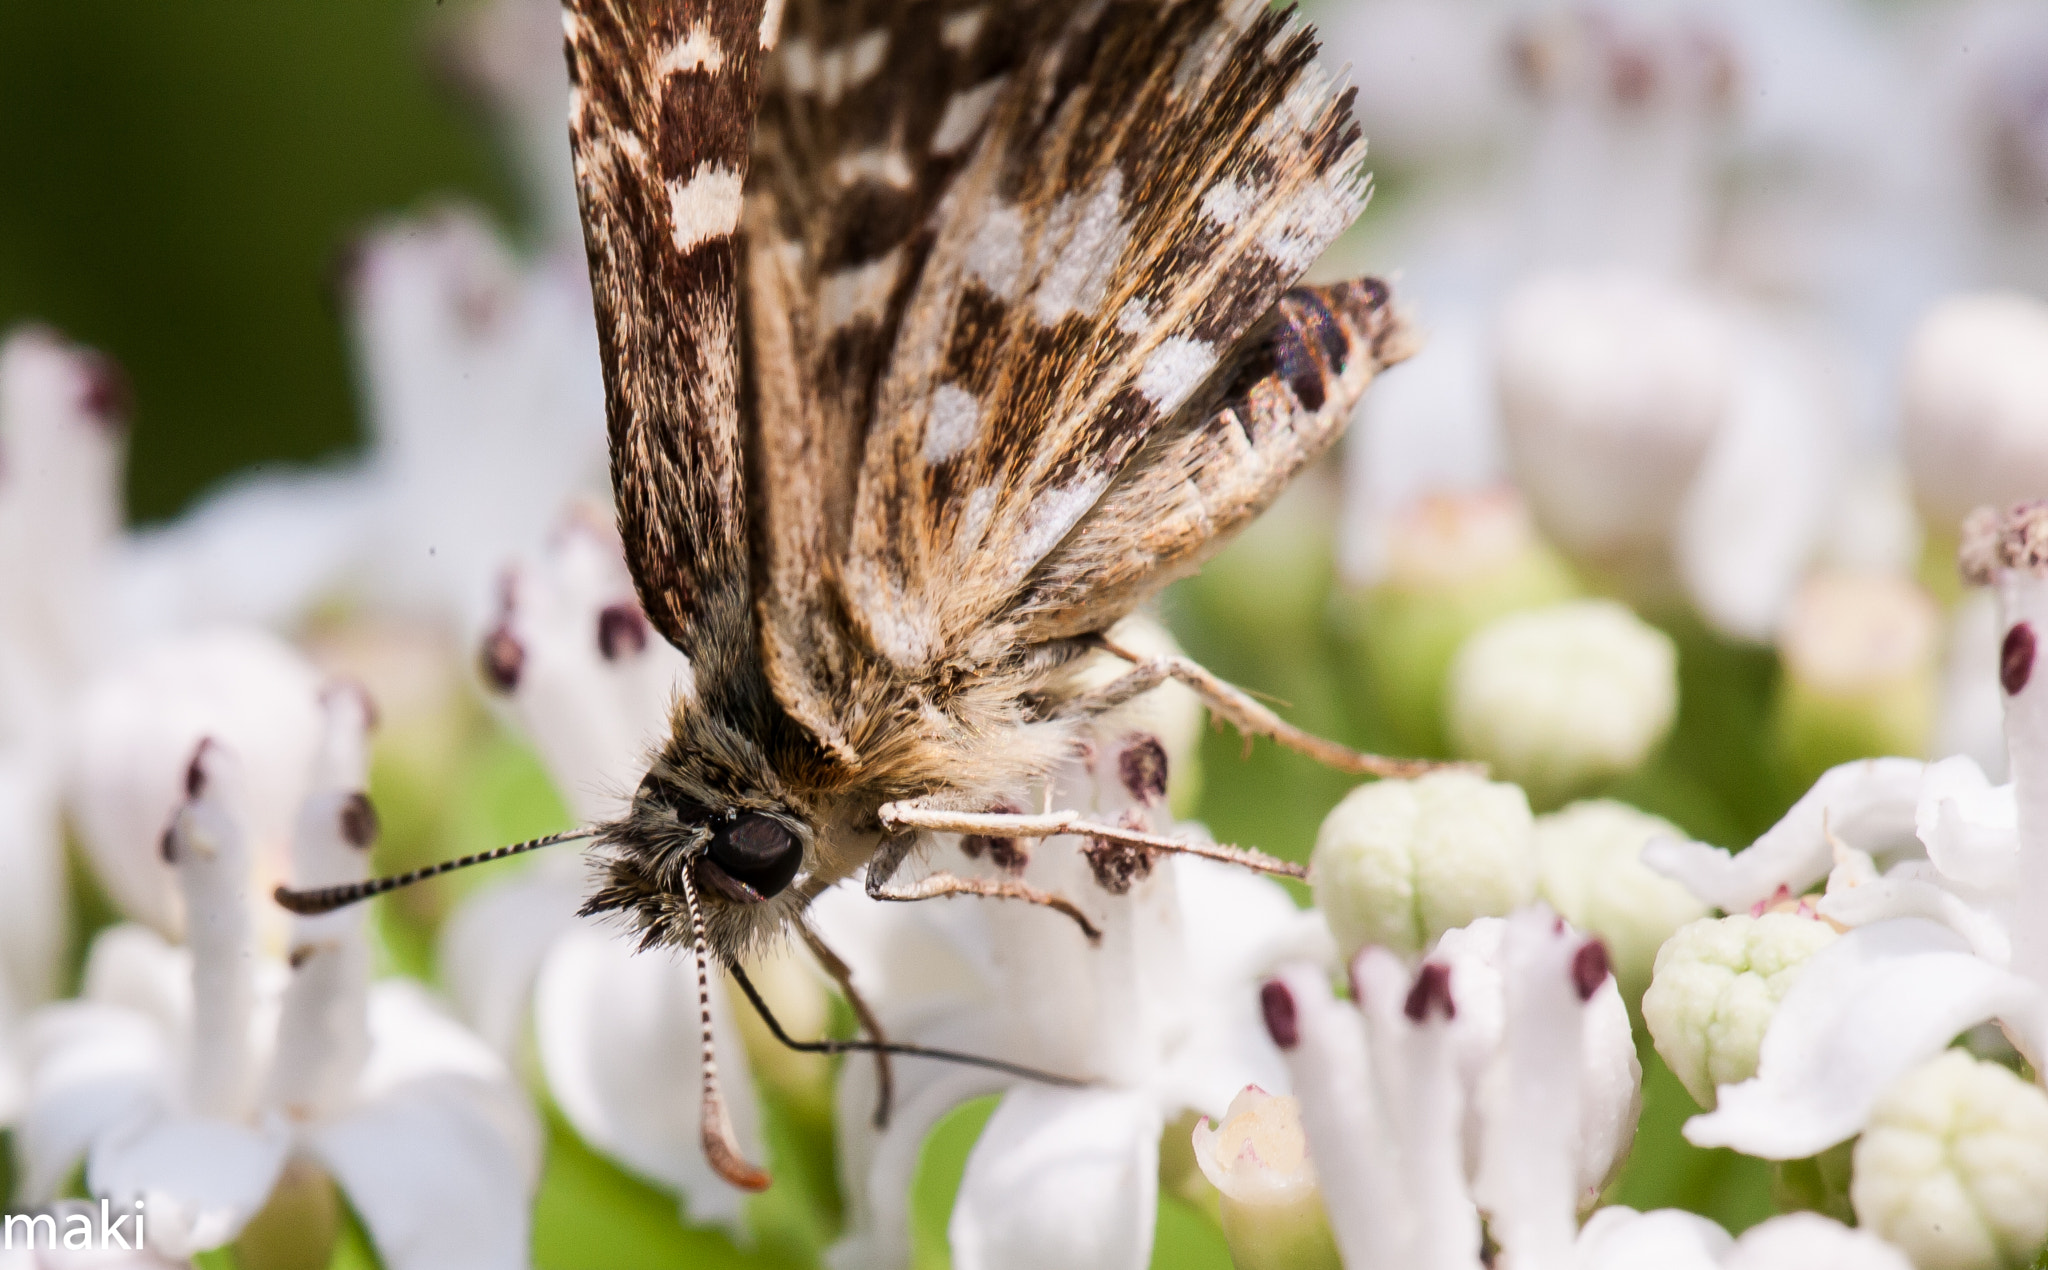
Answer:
[{"xmin": 704, "ymin": 813, "xmax": 803, "ymax": 900}]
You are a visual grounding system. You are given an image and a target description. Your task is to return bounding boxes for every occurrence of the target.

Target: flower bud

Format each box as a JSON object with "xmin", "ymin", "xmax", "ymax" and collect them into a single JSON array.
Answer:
[
  {"xmin": 1773, "ymin": 571, "xmax": 1940, "ymax": 793},
  {"xmin": 1342, "ymin": 490, "xmax": 1578, "ymax": 753},
  {"xmin": 1901, "ymin": 293, "xmax": 2048, "ymax": 537},
  {"xmin": 1192, "ymin": 1086, "xmax": 1341, "ymax": 1270},
  {"xmin": 1311, "ymin": 771, "xmax": 1536, "ymax": 959},
  {"xmin": 1641, "ymin": 913, "xmax": 1839, "ymax": 1109},
  {"xmin": 1497, "ymin": 272, "xmax": 1734, "ymax": 597},
  {"xmin": 1446, "ymin": 600, "xmax": 1678, "ymax": 808},
  {"xmin": 1534, "ymin": 801, "xmax": 1709, "ymax": 1005},
  {"xmin": 1851, "ymin": 1050, "xmax": 2048, "ymax": 1270}
]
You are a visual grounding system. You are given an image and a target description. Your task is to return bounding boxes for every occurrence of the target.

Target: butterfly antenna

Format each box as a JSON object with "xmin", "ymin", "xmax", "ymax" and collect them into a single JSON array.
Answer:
[
  {"xmin": 271, "ymin": 827, "xmax": 598, "ymax": 915},
  {"xmin": 725, "ymin": 960, "xmax": 1089, "ymax": 1093},
  {"xmin": 680, "ymin": 863, "xmax": 773, "ymax": 1192}
]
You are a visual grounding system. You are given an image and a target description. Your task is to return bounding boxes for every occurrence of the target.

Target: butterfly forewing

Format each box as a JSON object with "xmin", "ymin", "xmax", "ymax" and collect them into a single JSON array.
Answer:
[{"xmin": 564, "ymin": 0, "xmax": 770, "ymax": 675}]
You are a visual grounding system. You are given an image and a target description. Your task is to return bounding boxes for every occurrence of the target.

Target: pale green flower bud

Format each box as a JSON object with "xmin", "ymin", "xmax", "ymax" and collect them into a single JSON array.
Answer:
[
  {"xmin": 1641, "ymin": 913, "xmax": 1839, "ymax": 1108},
  {"xmin": 1773, "ymin": 571, "xmax": 1941, "ymax": 794},
  {"xmin": 1192, "ymin": 1086, "xmax": 1341, "ymax": 1270},
  {"xmin": 1311, "ymin": 771, "xmax": 1536, "ymax": 959},
  {"xmin": 1852, "ymin": 1050, "xmax": 2048, "ymax": 1270},
  {"xmin": 1446, "ymin": 600, "xmax": 1678, "ymax": 808},
  {"xmin": 1534, "ymin": 800, "xmax": 1710, "ymax": 1005},
  {"xmin": 1341, "ymin": 490, "xmax": 1579, "ymax": 753}
]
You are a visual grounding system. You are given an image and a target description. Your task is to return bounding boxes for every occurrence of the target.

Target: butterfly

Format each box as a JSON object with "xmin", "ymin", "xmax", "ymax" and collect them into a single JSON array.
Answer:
[{"xmin": 281, "ymin": 0, "xmax": 1425, "ymax": 1191}]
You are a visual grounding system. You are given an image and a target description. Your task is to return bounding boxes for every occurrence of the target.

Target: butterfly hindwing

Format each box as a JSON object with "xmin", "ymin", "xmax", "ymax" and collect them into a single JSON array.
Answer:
[
  {"xmin": 565, "ymin": 0, "xmax": 770, "ymax": 673},
  {"xmin": 836, "ymin": 0, "xmax": 1368, "ymax": 670}
]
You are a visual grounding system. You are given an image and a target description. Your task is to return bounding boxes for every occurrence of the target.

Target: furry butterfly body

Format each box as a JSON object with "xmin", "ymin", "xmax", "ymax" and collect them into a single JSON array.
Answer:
[{"xmin": 559, "ymin": 0, "xmax": 1417, "ymax": 1186}]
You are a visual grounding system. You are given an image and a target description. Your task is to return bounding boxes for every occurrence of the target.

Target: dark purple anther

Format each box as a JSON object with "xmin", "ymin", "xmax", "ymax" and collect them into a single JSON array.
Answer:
[
  {"xmin": 1404, "ymin": 962, "xmax": 1456, "ymax": 1022},
  {"xmin": 77, "ymin": 351, "xmax": 132, "ymax": 431},
  {"xmin": 2002, "ymin": 622, "xmax": 2036, "ymax": 697},
  {"xmin": 1117, "ymin": 735, "xmax": 1169, "ymax": 807},
  {"xmin": 1261, "ymin": 979, "xmax": 1299, "ymax": 1050},
  {"xmin": 1572, "ymin": 940, "xmax": 1612, "ymax": 1002},
  {"xmin": 480, "ymin": 626, "xmax": 524, "ymax": 692},
  {"xmin": 184, "ymin": 739, "xmax": 213, "ymax": 798},
  {"xmin": 339, "ymin": 792, "xmax": 380, "ymax": 849},
  {"xmin": 597, "ymin": 603, "xmax": 649, "ymax": 661}
]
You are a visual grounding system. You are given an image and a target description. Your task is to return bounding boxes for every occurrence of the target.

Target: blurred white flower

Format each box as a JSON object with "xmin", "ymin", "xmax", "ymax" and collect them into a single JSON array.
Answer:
[
  {"xmin": 1850, "ymin": 1049, "xmax": 2048, "ymax": 1270},
  {"xmin": 1772, "ymin": 570, "xmax": 1943, "ymax": 783},
  {"xmin": 66, "ymin": 628, "xmax": 327, "ymax": 949},
  {"xmin": 1901, "ymin": 292, "xmax": 2048, "ymax": 539},
  {"xmin": 1310, "ymin": 771, "xmax": 1536, "ymax": 961},
  {"xmin": 20, "ymin": 692, "xmax": 537, "ymax": 1266},
  {"xmin": 444, "ymin": 0, "xmax": 582, "ymax": 247},
  {"xmin": 121, "ymin": 210, "xmax": 609, "ymax": 637},
  {"xmin": 1534, "ymin": 800, "xmax": 1710, "ymax": 1004},
  {"xmin": 1446, "ymin": 599, "xmax": 1678, "ymax": 806},
  {"xmin": 1647, "ymin": 503, "xmax": 2048, "ymax": 1159}
]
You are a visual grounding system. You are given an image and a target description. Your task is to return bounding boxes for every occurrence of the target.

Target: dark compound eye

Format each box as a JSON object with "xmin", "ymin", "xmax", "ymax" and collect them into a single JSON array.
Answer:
[{"xmin": 703, "ymin": 812, "xmax": 804, "ymax": 900}]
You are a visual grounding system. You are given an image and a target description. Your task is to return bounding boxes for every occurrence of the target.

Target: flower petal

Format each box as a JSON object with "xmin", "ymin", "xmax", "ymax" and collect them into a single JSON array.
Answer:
[
  {"xmin": 308, "ymin": 1073, "xmax": 536, "ymax": 1270},
  {"xmin": 1575, "ymin": 1206, "xmax": 1731, "ymax": 1270},
  {"xmin": 1722, "ymin": 1212, "xmax": 1913, "ymax": 1270},
  {"xmin": 1817, "ymin": 863, "xmax": 2010, "ymax": 961},
  {"xmin": 437, "ymin": 853, "xmax": 584, "ymax": 1055},
  {"xmin": 16, "ymin": 999, "xmax": 169, "ymax": 1203},
  {"xmin": 948, "ymin": 1085, "xmax": 1161, "ymax": 1270},
  {"xmin": 1685, "ymin": 918, "xmax": 2048, "ymax": 1158},
  {"xmin": 1912, "ymin": 755, "xmax": 2017, "ymax": 887},
  {"xmin": 87, "ymin": 1110, "xmax": 290, "ymax": 1256},
  {"xmin": 1644, "ymin": 758, "xmax": 1927, "ymax": 911},
  {"xmin": 533, "ymin": 923, "xmax": 758, "ymax": 1231}
]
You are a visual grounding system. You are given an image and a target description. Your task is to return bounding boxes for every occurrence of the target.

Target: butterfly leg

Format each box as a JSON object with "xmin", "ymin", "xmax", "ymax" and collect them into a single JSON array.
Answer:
[
  {"xmin": 876, "ymin": 803, "xmax": 1308, "ymax": 882},
  {"xmin": 865, "ymin": 829, "xmax": 1103, "ymax": 943},
  {"xmin": 1076, "ymin": 634, "xmax": 1457, "ymax": 780},
  {"xmin": 797, "ymin": 922, "xmax": 896, "ymax": 1128}
]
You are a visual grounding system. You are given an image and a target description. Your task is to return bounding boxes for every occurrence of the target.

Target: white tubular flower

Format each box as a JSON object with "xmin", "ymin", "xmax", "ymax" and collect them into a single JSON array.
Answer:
[
  {"xmin": 1311, "ymin": 772, "xmax": 1536, "ymax": 960},
  {"xmin": 121, "ymin": 211, "xmax": 609, "ymax": 635},
  {"xmin": 816, "ymin": 737, "xmax": 1322, "ymax": 1270},
  {"xmin": 20, "ymin": 695, "xmax": 538, "ymax": 1266},
  {"xmin": 65, "ymin": 629, "xmax": 327, "ymax": 948},
  {"xmin": 1062, "ymin": 615, "xmax": 1206, "ymax": 815},
  {"xmin": 1190, "ymin": 1086, "xmax": 1340, "ymax": 1270},
  {"xmin": 1654, "ymin": 503, "xmax": 2048, "ymax": 1160},
  {"xmin": 1773, "ymin": 572, "xmax": 1942, "ymax": 785},
  {"xmin": 439, "ymin": 513, "xmax": 765, "ymax": 1232},
  {"xmin": 1535, "ymin": 801, "xmax": 1710, "ymax": 1004},
  {"xmin": 1850, "ymin": 1050, "xmax": 2048, "ymax": 1270},
  {"xmin": 0, "ymin": 326, "xmax": 125, "ymax": 744},
  {"xmin": 1640, "ymin": 914, "xmax": 1841, "ymax": 1109},
  {"xmin": 1901, "ymin": 295, "xmax": 2048, "ymax": 536},
  {"xmin": 1446, "ymin": 600, "xmax": 1678, "ymax": 807},
  {"xmin": 446, "ymin": 0, "xmax": 582, "ymax": 247},
  {"xmin": 1496, "ymin": 273, "xmax": 1734, "ymax": 596}
]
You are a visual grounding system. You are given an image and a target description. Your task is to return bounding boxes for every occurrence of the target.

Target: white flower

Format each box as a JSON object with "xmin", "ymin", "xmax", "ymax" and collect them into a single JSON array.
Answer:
[
  {"xmin": 1534, "ymin": 800, "xmax": 1710, "ymax": 1003},
  {"xmin": 816, "ymin": 727, "xmax": 1321, "ymax": 1270},
  {"xmin": 1271, "ymin": 907, "xmax": 1896, "ymax": 1270},
  {"xmin": 1311, "ymin": 772, "xmax": 1536, "ymax": 960},
  {"xmin": 19, "ymin": 682, "xmax": 538, "ymax": 1265},
  {"xmin": 65, "ymin": 628, "xmax": 328, "ymax": 948},
  {"xmin": 437, "ymin": 513, "xmax": 764, "ymax": 1232},
  {"xmin": 1640, "ymin": 913, "xmax": 1841, "ymax": 1109},
  {"xmin": 1851, "ymin": 1049, "xmax": 2048, "ymax": 1270},
  {"xmin": 1646, "ymin": 502, "xmax": 2048, "ymax": 1159},
  {"xmin": 1446, "ymin": 599, "xmax": 1677, "ymax": 805},
  {"xmin": 1901, "ymin": 293, "xmax": 2048, "ymax": 535},
  {"xmin": 121, "ymin": 210, "xmax": 609, "ymax": 636}
]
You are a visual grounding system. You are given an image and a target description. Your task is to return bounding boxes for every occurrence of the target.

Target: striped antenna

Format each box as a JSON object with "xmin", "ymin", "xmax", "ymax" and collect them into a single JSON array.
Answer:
[{"xmin": 272, "ymin": 827, "xmax": 597, "ymax": 915}]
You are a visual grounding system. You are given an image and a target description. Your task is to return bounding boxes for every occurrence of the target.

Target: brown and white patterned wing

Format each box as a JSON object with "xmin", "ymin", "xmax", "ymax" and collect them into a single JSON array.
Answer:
[
  {"xmin": 840, "ymin": 0, "xmax": 1367, "ymax": 670},
  {"xmin": 1004, "ymin": 279, "xmax": 1412, "ymax": 644},
  {"xmin": 743, "ymin": 0, "xmax": 1047, "ymax": 755},
  {"xmin": 565, "ymin": 0, "xmax": 769, "ymax": 669}
]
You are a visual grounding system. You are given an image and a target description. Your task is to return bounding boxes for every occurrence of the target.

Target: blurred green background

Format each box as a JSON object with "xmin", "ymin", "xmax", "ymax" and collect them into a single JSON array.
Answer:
[{"xmin": 3, "ymin": 1, "xmax": 1801, "ymax": 1265}]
